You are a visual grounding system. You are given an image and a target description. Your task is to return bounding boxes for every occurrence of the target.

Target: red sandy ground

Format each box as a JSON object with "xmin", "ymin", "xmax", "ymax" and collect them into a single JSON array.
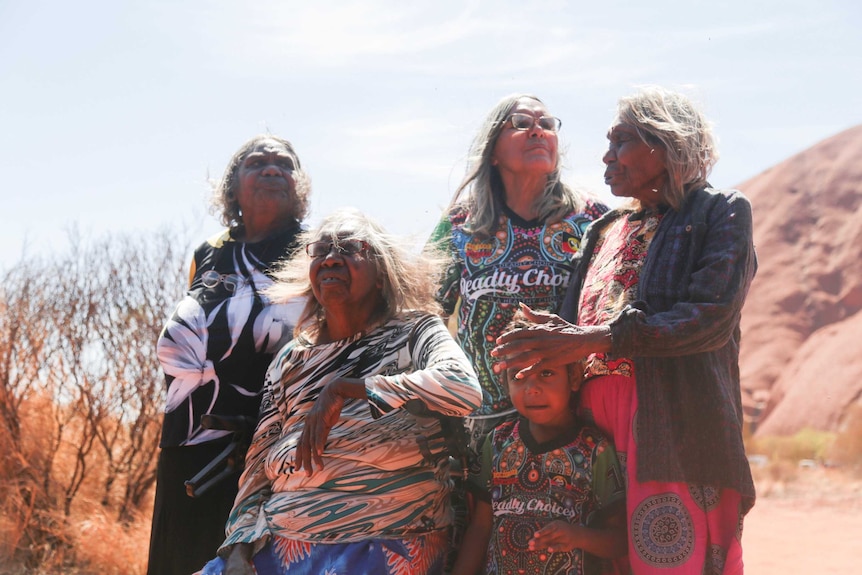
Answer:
[{"xmin": 743, "ymin": 469, "xmax": 861, "ymax": 574}]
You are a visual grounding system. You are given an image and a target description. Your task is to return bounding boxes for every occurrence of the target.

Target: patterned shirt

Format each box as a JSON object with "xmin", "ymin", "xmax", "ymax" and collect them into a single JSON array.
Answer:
[
  {"xmin": 157, "ymin": 225, "xmax": 303, "ymax": 447},
  {"xmin": 431, "ymin": 201, "xmax": 606, "ymax": 414},
  {"xmin": 221, "ymin": 313, "xmax": 481, "ymax": 548},
  {"xmin": 469, "ymin": 418, "xmax": 625, "ymax": 575},
  {"xmin": 578, "ymin": 209, "xmax": 664, "ymax": 378}
]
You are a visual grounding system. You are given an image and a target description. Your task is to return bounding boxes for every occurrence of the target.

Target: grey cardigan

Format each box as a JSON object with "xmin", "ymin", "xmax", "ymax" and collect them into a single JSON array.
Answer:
[{"xmin": 560, "ymin": 187, "xmax": 756, "ymax": 510}]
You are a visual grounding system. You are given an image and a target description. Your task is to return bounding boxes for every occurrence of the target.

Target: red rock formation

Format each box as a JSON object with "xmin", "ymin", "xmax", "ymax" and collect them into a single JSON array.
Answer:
[{"xmin": 737, "ymin": 125, "xmax": 862, "ymax": 436}]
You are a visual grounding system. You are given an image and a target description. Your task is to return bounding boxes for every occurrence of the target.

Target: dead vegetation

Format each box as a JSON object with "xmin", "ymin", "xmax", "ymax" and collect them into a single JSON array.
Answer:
[
  {"xmin": 0, "ymin": 229, "xmax": 189, "ymax": 574},
  {"xmin": 2, "ymin": 227, "xmax": 861, "ymax": 573}
]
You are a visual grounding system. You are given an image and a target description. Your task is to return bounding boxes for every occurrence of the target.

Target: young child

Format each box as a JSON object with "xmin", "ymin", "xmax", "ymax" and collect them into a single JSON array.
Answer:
[{"xmin": 451, "ymin": 314, "xmax": 627, "ymax": 575}]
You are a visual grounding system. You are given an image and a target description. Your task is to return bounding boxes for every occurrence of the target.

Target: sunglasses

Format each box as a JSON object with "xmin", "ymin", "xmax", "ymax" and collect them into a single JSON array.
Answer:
[
  {"xmin": 506, "ymin": 113, "xmax": 562, "ymax": 133},
  {"xmin": 305, "ymin": 239, "xmax": 369, "ymax": 258},
  {"xmin": 201, "ymin": 270, "xmax": 247, "ymax": 292}
]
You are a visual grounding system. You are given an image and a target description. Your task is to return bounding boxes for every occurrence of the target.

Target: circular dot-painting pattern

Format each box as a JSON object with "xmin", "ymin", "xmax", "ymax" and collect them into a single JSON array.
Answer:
[{"xmin": 632, "ymin": 493, "xmax": 694, "ymax": 566}]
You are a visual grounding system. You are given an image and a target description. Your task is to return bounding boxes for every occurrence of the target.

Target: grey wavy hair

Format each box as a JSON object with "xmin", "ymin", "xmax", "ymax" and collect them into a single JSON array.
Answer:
[
  {"xmin": 615, "ymin": 86, "xmax": 719, "ymax": 210},
  {"xmin": 210, "ymin": 134, "xmax": 312, "ymax": 228},
  {"xmin": 266, "ymin": 208, "xmax": 445, "ymax": 337},
  {"xmin": 447, "ymin": 93, "xmax": 587, "ymax": 239}
]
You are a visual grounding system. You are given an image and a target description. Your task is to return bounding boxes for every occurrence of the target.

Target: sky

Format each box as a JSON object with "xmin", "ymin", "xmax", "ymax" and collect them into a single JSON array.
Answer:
[{"xmin": 1, "ymin": 0, "xmax": 860, "ymax": 270}]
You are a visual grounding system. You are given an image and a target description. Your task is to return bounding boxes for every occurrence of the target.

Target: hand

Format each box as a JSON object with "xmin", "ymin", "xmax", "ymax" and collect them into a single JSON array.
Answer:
[
  {"xmin": 528, "ymin": 520, "xmax": 583, "ymax": 553},
  {"xmin": 491, "ymin": 304, "xmax": 611, "ymax": 379},
  {"xmin": 198, "ymin": 544, "xmax": 254, "ymax": 575},
  {"xmin": 296, "ymin": 376, "xmax": 346, "ymax": 476},
  {"xmin": 224, "ymin": 543, "xmax": 256, "ymax": 575}
]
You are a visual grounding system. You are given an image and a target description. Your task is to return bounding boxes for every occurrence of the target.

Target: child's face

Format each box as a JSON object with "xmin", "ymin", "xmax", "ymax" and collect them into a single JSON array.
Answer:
[{"xmin": 506, "ymin": 366, "xmax": 577, "ymax": 434}]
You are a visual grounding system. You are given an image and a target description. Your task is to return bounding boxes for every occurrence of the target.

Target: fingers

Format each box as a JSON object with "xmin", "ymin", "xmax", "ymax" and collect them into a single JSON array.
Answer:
[
  {"xmin": 528, "ymin": 522, "xmax": 570, "ymax": 552},
  {"xmin": 519, "ymin": 303, "xmax": 567, "ymax": 326},
  {"xmin": 296, "ymin": 411, "xmax": 328, "ymax": 477},
  {"xmin": 518, "ymin": 302, "xmax": 550, "ymax": 323},
  {"xmin": 492, "ymin": 335, "xmax": 576, "ymax": 375},
  {"xmin": 295, "ymin": 425, "xmax": 314, "ymax": 476}
]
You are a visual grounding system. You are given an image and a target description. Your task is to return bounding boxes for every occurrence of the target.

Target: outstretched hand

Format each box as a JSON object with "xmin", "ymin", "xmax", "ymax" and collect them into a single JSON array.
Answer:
[
  {"xmin": 491, "ymin": 303, "xmax": 612, "ymax": 379},
  {"xmin": 296, "ymin": 376, "xmax": 346, "ymax": 476}
]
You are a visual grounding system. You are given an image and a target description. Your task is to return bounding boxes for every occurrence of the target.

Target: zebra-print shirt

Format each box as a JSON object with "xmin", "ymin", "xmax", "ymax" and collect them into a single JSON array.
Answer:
[{"xmin": 221, "ymin": 312, "xmax": 481, "ymax": 548}]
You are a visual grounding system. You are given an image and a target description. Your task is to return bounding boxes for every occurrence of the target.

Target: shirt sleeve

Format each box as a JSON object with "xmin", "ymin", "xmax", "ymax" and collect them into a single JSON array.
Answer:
[
  {"xmin": 426, "ymin": 212, "xmax": 463, "ymax": 317},
  {"xmin": 365, "ymin": 314, "xmax": 481, "ymax": 418},
  {"xmin": 590, "ymin": 437, "xmax": 626, "ymax": 512}
]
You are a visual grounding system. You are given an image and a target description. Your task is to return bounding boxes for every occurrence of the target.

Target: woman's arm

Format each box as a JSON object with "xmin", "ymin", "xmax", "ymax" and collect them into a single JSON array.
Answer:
[
  {"xmin": 295, "ymin": 376, "xmax": 366, "ymax": 475},
  {"xmin": 366, "ymin": 315, "xmax": 481, "ymax": 417},
  {"xmin": 611, "ymin": 190, "xmax": 756, "ymax": 358},
  {"xmin": 450, "ymin": 499, "xmax": 493, "ymax": 575},
  {"xmin": 494, "ymin": 191, "xmax": 756, "ymax": 372},
  {"xmin": 491, "ymin": 304, "xmax": 611, "ymax": 378}
]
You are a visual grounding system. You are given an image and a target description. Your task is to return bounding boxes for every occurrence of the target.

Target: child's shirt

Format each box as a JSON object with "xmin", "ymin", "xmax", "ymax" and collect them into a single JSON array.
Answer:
[{"xmin": 468, "ymin": 417, "xmax": 625, "ymax": 575}]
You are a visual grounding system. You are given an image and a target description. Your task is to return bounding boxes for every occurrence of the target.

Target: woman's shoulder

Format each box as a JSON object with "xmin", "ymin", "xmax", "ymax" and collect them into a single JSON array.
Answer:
[
  {"xmin": 190, "ymin": 228, "xmax": 233, "ymax": 263},
  {"xmin": 680, "ymin": 186, "xmax": 754, "ymax": 221},
  {"xmin": 689, "ymin": 186, "xmax": 751, "ymax": 205},
  {"xmin": 196, "ymin": 228, "xmax": 233, "ymax": 251},
  {"xmin": 581, "ymin": 196, "xmax": 612, "ymax": 220},
  {"xmin": 390, "ymin": 310, "xmax": 444, "ymax": 330},
  {"xmin": 445, "ymin": 203, "xmax": 470, "ymax": 227}
]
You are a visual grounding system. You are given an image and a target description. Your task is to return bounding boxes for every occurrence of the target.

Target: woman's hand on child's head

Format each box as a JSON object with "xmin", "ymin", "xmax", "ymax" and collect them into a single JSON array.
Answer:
[
  {"xmin": 492, "ymin": 304, "xmax": 609, "ymax": 380},
  {"xmin": 528, "ymin": 520, "xmax": 581, "ymax": 553}
]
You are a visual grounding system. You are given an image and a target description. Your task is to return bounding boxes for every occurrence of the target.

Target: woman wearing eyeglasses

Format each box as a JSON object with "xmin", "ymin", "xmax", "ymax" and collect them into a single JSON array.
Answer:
[
  {"xmin": 429, "ymin": 94, "xmax": 607, "ymax": 452},
  {"xmin": 148, "ymin": 135, "xmax": 310, "ymax": 575},
  {"xmin": 196, "ymin": 208, "xmax": 481, "ymax": 575},
  {"xmin": 493, "ymin": 87, "xmax": 756, "ymax": 574}
]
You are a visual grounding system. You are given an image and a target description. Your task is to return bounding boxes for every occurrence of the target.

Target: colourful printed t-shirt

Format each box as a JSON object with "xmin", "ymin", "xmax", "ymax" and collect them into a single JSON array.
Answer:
[
  {"xmin": 469, "ymin": 418, "xmax": 625, "ymax": 575},
  {"xmin": 431, "ymin": 201, "xmax": 606, "ymax": 414}
]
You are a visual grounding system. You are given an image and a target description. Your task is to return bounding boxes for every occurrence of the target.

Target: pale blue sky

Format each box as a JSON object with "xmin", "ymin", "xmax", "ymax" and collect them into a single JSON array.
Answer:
[{"xmin": 2, "ymin": 0, "xmax": 860, "ymax": 268}]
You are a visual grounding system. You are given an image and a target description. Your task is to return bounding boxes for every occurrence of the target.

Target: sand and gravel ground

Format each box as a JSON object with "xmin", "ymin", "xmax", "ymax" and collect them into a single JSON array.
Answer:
[{"xmin": 743, "ymin": 467, "xmax": 861, "ymax": 574}]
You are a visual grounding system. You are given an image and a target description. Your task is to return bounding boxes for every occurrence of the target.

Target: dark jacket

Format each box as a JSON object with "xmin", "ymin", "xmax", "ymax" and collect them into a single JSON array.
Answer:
[{"xmin": 560, "ymin": 187, "xmax": 756, "ymax": 510}]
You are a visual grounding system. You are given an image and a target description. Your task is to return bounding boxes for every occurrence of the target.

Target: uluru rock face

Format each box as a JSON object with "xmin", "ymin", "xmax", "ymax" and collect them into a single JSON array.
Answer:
[{"xmin": 737, "ymin": 125, "xmax": 862, "ymax": 436}]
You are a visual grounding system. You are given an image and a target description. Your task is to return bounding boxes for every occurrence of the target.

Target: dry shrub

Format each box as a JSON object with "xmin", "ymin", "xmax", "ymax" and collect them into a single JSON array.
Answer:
[
  {"xmin": 0, "ymin": 396, "xmax": 152, "ymax": 574},
  {"xmin": 69, "ymin": 501, "xmax": 150, "ymax": 575},
  {"xmin": 827, "ymin": 403, "xmax": 862, "ymax": 476},
  {"xmin": 746, "ymin": 428, "xmax": 835, "ymax": 487},
  {"xmin": 748, "ymin": 427, "xmax": 835, "ymax": 463},
  {"xmin": 0, "ymin": 393, "xmax": 68, "ymax": 572},
  {"xmin": 750, "ymin": 458, "xmax": 798, "ymax": 497}
]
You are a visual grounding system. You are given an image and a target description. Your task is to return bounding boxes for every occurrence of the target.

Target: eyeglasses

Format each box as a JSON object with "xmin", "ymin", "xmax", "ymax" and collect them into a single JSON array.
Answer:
[
  {"xmin": 305, "ymin": 239, "xmax": 369, "ymax": 258},
  {"xmin": 201, "ymin": 270, "xmax": 247, "ymax": 292},
  {"xmin": 506, "ymin": 113, "xmax": 562, "ymax": 133}
]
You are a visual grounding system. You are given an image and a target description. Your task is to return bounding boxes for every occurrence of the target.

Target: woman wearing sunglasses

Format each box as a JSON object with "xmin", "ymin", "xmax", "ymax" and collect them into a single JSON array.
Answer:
[
  {"xmin": 148, "ymin": 135, "xmax": 310, "ymax": 575},
  {"xmin": 197, "ymin": 208, "xmax": 481, "ymax": 575},
  {"xmin": 429, "ymin": 94, "xmax": 607, "ymax": 454}
]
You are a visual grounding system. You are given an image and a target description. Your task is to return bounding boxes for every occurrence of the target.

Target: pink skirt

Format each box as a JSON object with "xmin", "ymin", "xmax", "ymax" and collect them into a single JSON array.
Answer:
[{"xmin": 579, "ymin": 374, "xmax": 745, "ymax": 575}]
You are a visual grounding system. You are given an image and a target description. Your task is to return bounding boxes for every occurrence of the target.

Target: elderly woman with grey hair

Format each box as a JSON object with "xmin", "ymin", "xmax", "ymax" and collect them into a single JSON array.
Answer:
[
  {"xmin": 493, "ymin": 87, "xmax": 757, "ymax": 575},
  {"xmin": 198, "ymin": 208, "xmax": 482, "ymax": 575},
  {"xmin": 429, "ymin": 93, "xmax": 607, "ymax": 450},
  {"xmin": 148, "ymin": 135, "xmax": 310, "ymax": 575}
]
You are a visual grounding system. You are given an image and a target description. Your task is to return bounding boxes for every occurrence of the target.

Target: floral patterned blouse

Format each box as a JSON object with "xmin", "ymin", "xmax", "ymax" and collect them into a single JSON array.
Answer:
[{"xmin": 157, "ymin": 224, "xmax": 303, "ymax": 447}]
